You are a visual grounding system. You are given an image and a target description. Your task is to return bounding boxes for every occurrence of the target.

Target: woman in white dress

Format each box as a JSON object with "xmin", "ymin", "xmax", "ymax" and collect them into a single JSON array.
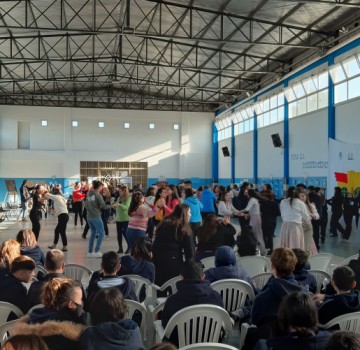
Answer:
[
  {"xmin": 280, "ymin": 187, "xmax": 311, "ymax": 250},
  {"xmin": 298, "ymin": 191, "xmax": 319, "ymax": 255},
  {"xmin": 217, "ymin": 191, "xmax": 246, "ymax": 219}
]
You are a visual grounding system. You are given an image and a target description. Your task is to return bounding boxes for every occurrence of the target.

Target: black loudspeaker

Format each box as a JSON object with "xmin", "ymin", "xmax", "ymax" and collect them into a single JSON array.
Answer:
[
  {"xmin": 271, "ymin": 133, "xmax": 282, "ymax": 148},
  {"xmin": 222, "ymin": 146, "xmax": 230, "ymax": 157}
]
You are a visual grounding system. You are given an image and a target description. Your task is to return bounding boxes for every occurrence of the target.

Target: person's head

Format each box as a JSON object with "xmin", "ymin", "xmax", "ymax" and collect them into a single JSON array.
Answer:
[
  {"xmin": 180, "ymin": 259, "xmax": 204, "ymax": 280},
  {"xmin": 278, "ymin": 292, "xmax": 318, "ymax": 336},
  {"xmin": 74, "ymin": 182, "xmax": 81, "ymax": 190},
  {"xmin": 131, "ymin": 237, "xmax": 152, "ymax": 261},
  {"xmin": 286, "ymin": 186, "xmax": 299, "ymax": 205},
  {"xmin": 2, "ymin": 334, "xmax": 49, "ymax": 350},
  {"xmin": 215, "ymin": 246, "xmax": 236, "ymax": 267},
  {"xmin": 171, "ymin": 203, "xmax": 191, "ymax": 224},
  {"xmin": 297, "ymin": 183, "xmax": 307, "ymax": 191},
  {"xmin": 10, "ymin": 256, "xmax": 35, "ymax": 283},
  {"xmin": 265, "ymin": 184, "xmax": 272, "ymax": 191},
  {"xmin": 41, "ymin": 277, "xmax": 83, "ymax": 315},
  {"xmin": 45, "ymin": 249, "xmax": 65, "ymax": 272},
  {"xmin": 241, "ymin": 181, "xmax": 249, "ymax": 190},
  {"xmin": 247, "ymin": 188, "xmax": 259, "ymax": 199},
  {"xmin": 89, "ymin": 288, "xmax": 128, "ymax": 325},
  {"xmin": 155, "ymin": 187, "xmax": 167, "ymax": 202},
  {"xmin": 308, "ymin": 185, "xmax": 315, "ymax": 192},
  {"xmin": 331, "ymin": 266, "xmax": 356, "ymax": 292},
  {"xmin": 166, "ymin": 184, "xmax": 179, "ymax": 201},
  {"xmin": 0, "ymin": 240, "xmax": 21, "ymax": 269},
  {"xmin": 184, "ymin": 188, "xmax": 194, "ymax": 199},
  {"xmin": 325, "ymin": 331, "xmax": 360, "ymax": 350},
  {"xmin": 101, "ymin": 251, "xmax": 120, "ymax": 275},
  {"xmin": 128, "ymin": 191, "xmax": 144, "ymax": 216},
  {"xmin": 16, "ymin": 229, "xmax": 37, "ymax": 247},
  {"xmin": 34, "ymin": 185, "xmax": 44, "ymax": 194},
  {"xmin": 334, "ymin": 186, "xmax": 343, "ymax": 197},
  {"xmin": 292, "ymin": 248, "xmax": 309, "ymax": 270},
  {"xmin": 92, "ymin": 180, "xmax": 103, "ymax": 191},
  {"xmin": 223, "ymin": 191, "xmax": 232, "ymax": 202},
  {"xmin": 145, "ymin": 187, "xmax": 155, "ymax": 197},
  {"xmin": 184, "ymin": 180, "xmax": 192, "ymax": 189},
  {"xmin": 119, "ymin": 185, "xmax": 129, "ymax": 200},
  {"xmin": 196, "ymin": 214, "xmax": 220, "ymax": 242},
  {"xmin": 21, "ymin": 179, "xmax": 28, "ymax": 187},
  {"xmin": 271, "ymin": 248, "xmax": 297, "ymax": 278}
]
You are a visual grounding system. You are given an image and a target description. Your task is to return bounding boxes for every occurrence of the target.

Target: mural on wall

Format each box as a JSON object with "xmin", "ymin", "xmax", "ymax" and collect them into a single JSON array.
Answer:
[{"xmin": 329, "ymin": 139, "xmax": 360, "ymax": 197}]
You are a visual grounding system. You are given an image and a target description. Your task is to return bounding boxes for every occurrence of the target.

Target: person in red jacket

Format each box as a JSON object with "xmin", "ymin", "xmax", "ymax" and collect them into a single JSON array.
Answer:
[{"xmin": 72, "ymin": 182, "xmax": 85, "ymax": 227}]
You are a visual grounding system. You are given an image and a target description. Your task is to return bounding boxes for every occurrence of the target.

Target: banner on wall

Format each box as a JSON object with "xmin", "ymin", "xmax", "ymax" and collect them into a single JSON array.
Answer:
[{"xmin": 328, "ymin": 139, "xmax": 360, "ymax": 197}]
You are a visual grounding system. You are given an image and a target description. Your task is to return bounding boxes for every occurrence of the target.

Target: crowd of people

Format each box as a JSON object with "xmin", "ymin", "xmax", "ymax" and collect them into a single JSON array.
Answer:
[{"xmin": 1, "ymin": 179, "xmax": 358, "ymax": 349}]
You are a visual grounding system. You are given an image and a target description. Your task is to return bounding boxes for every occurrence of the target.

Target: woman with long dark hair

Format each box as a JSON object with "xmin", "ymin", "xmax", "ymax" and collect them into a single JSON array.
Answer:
[
  {"xmin": 126, "ymin": 191, "xmax": 165, "ymax": 251},
  {"xmin": 29, "ymin": 185, "xmax": 47, "ymax": 240},
  {"xmin": 152, "ymin": 204, "xmax": 194, "ymax": 286},
  {"xmin": 279, "ymin": 187, "xmax": 311, "ymax": 250},
  {"xmin": 196, "ymin": 214, "xmax": 236, "ymax": 260},
  {"xmin": 153, "ymin": 187, "xmax": 172, "ymax": 226},
  {"xmin": 327, "ymin": 187, "xmax": 345, "ymax": 238}
]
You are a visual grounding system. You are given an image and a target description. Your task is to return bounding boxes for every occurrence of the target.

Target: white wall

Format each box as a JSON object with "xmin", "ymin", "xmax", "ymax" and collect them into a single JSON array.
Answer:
[
  {"xmin": 235, "ymin": 132, "xmax": 254, "ymax": 178},
  {"xmin": 289, "ymin": 110, "xmax": 328, "ymax": 178},
  {"xmin": 258, "ymin": 123, "xmax": 284, "ymax": 178},
  {"xmin": 336, "ymin": 98, "xmax": 360, "ymax": 144},
  {"xmin": 0, "ymin": 106, "xmax": 213, "ymax": 180},
  {"xmin": 218, "ymin": 139, "xmax": 231, "ymax": 179}
]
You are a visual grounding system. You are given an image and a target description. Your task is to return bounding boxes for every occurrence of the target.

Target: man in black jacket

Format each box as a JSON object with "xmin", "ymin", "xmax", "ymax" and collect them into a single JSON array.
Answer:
[
  {"xmin": 28, "ymin": 249, "xmax": 66, "ymax": 307},
  {"xmin": 161, "ymin": 259, "xmax": 223, "ymax": 346},
  {"xmin": 308, "ymin": 185, "xmax": 323, "ymax": 250}
]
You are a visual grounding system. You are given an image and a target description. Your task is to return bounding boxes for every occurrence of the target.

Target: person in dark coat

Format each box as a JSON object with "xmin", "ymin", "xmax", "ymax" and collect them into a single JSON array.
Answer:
[
  {"xmin": 326, "ymin": 187, "xmax": 345, "ymax": 238},
  {"xmin": 195, "ymin": 214, "xmax": 236, "ymax": 260},
  {"xmin": 87, "ymin": 251, "xmax": 137, "ymax": 306},
  {"xmin": 28, "ymin": 249, "xmax": 66, "ymax": 307},
  {"xmin": 343, "ymin": 193, "xmax": 356, "ymax": 241},
  {"xmin": 16, "ymin": 229, "xmax": 45, "ymax": 266},
  {"xmin": 254, "ymin": 292, "xmax": 331, "ymax": 350},
  {"xmin": 260, "ymin": 192, "xmax": 280, "ymax": 254},
  {"xmin": 205, "ymin": 245, "xmax": 252, "ymax": 285},
  {"xmin": 0, "ymin": 255, "xmax": 35, "ymax": 314},
  {"xmin": 161, "ymin": 259, "xmax": 223, "ymax": 346},
  {"xmin": 308, "ymin": 186, "xmax": 323, "ymax": 250},
  {"xmin": 313, "ymin": 266, "xmax": 360, "ymax": 325},
  {"xmin": 292, "ymin": 248, "xmax": 317, "ymax": 294},
  {"xmin": 79, "ymin": 288, "xmax": 145, "ymax": 350},
  {"xmin": 152, "ymin": 204, "xmax": 194, "ymax": 286},
  {"xmin": 118, "ymin": 237, "xmax": 155, "ymax": 302}
]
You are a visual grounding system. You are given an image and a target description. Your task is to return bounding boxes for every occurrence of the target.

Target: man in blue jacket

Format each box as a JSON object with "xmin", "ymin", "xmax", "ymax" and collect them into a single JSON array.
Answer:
[
  {"xmin": 161, "ymin": 259, "xmax": 223, "ymax": 346},
  {"xmin": 200, "ymin": 185, "xmax": 217, "ymax": 220}
]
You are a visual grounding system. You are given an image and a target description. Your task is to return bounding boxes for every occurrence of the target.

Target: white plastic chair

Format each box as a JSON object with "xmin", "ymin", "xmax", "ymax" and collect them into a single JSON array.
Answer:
[
  {"xmin": 64, "ymin": 263, "xmax": 92, "ymax": 281},
  {"xmin": 154, "ymin": 304, "xmax": 233, "ymax": 348},
  {"xmin": 180, "ymin": 343, "xmax": 239, "ymax": 350},
  {"xmin": 0, "ymin": 302, "xmax": 23, "ymax": 324},
  {"xmin": 122, "ymin": 274, "xmax": 152, "ymax": 301},
  {"xmin": 340, "ymin": 254, "xmax": 359, "ymax": 266},
  {"xmin": 211, "ymin": 279, "xmax": 255, "ymax": 313},
  {"xmin": 322, "ymin": 311, "xmax": 360, "ymax": 333},
  {"xmin": 153, "ymin": 276, "xmax": 181, "ymax": 304},
  {"xmin": 0, "ymin": 320, "xmax": 17, "ymax": 346},
  {"xmin": 125, "ymin": 299, "xmax": 147, "ymax": 341},
  {"xmin": 35, "ymin": 265, "xmax": 48, "ymax": 276},
  {"xmin": 308, "ymin": 253, "xmax": 333, "ymax": 273},
  {"xmin": 200, "ymin": 256, "xmax": 215, "ymax": 270},
  {"xmin": 239, "ymin": 323, "xmax": 257, "ymax": 350},
  {"xmin": 251, "ymin": 272, "xmax": 272, "ymax": 290},
  {"xmin": 27, "ymin": 304, "xmax": 44, "ymax": 314},
  {"xmin": 237, "ymin": 256, "xmax": 271, "ymax": 277},
  {"xmin": 309, "ymin": 270, "xmax": 331, "ymax": 293}
]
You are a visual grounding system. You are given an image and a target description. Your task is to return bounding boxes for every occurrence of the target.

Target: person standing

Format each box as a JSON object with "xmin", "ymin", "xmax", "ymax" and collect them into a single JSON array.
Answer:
[
  {"xmin": 200, "ymin": 185, "xmax": 217, "ymax": 220},
  {"xmin": 19, "ymin": 180, "xmax": 34, "ymax": 221},
  {"xmin": 29, "ymin": 185, "xmax": 47, "ymax": 240},
  {"xmin": 343, "ymin": 192, "xmax": 356, "ymax": 241},
  {"xmin": 72, "ymin": 182, "xmax": 85, "ymax": 227},
  {"xmin": 308, "ymin": 185, "xmax": 323, "ymax": 250},
  {"xmin": 85, "ymin": 180, "xmax": 108, "ymax": 258},
  {"xmin": 45, "ymin": 188, "xmax": 70, "ymax": 252},
  {"xmin": 327, "ymin": 187, "xmax": 345, "ymax": 238},
  {"xmin": 183, "ymin": 188, "xmax": 203, "ymax": 240}
]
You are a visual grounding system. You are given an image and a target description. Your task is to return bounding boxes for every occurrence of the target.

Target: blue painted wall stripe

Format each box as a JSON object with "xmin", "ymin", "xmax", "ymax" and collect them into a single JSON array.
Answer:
[
  {"xmin": 231, "ymin": 121, "xmax": 235, "ymax": 183},
  {"xmin": 212, "ymin": 123, "xmax": 219, "ymax": 182}
]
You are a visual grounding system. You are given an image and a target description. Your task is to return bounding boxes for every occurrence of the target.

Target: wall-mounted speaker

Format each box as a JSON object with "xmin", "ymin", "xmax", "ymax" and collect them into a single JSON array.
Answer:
[
  {"xmin": 271, "ymin": 133, "xmax": 282, "ymax": 148},
  {"xmin": 222, "ymin": 146, "xmax": 230, "ymax": 157}
]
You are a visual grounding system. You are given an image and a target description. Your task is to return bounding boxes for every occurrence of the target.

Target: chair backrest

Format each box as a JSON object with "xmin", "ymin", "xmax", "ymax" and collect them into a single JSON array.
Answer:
[
  {"xmin": 251, "ymin": 272, "xmax": 272, "ymax": 290},
  {"xmin": 339, "ymin": 254, "xmax": 359, "ymax": 267},
  {"xmin": 180, "ymin": 343, "xmax": 239, "ymax": 350},
  {"xmin": 164, "ymin": 304, "xmax": 233, "ymax": 348},
  {"xmin": 237, "ymin": 256, "xmax": 271, "ymax": 277},
  {"xmin": 200, "ymin": 256, "xmax": 215, "ymax": 270},
  {"xmin": 122, "ymin": 274, "xmax": 152, "ymax": 301},
  {"xmin": 211, "ymin": 279, "xmax": 255, "ymax": 312},
  {"xmin": 0, "ymin": 320, "xmax": 17, "ymax": 346},
  {"xmin": 159, "ymin": 276, "xmax": 181, "ymax": 295},
  {"xmin": 0, "ymin": 302, "xmax": 23, "ymax": 324},
  {"xmin": 309, "ymin": 270, "xmax": 331, "ymax": 293},
  {"xmin": 125, "ymin": 299, "xmax": 147, "ymax": 340},
  {"xmin": 308, "ymin": 253, "xmax": 333, "ymax": 273},
  {"xmin": 64, "ymin": 263, "xmax": 92, "ymax": 282},
  {"xmin": 27, "ymin": 304, "xmax": 44, "ymax": 314},
  {"xmin": 35, "ymin": 265, "xmax": 48, "ymax": 276},
  {"xmin": 322, "ymin": 311, "xmax": 360, "ymax": 333}
]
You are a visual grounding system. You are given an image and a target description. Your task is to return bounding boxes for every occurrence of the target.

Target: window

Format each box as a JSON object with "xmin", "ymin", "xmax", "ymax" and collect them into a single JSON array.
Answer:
[
  {"xmin": 285, "ymin": 71, "xmax": 328, "ymax": 118},
  {"xmin": 98, "ymin": 121, "xmax": 105, "ymax": 128},
  {"xmin": 149, "ymin": 123, "xmax": 155, "ymax": 129},
  {"xmin": 173, "ymin": 123, "xmax": 179, "ymax": 130},
  {"xmin": 124, "ymin": 122, "xmax": 130, "ymax": 129},
  {"xmin": 72, "ymin": 120, "xmax": 78, "ymax": 127},
  {"xmin": 255, "ymin": 92, "xmax": 285, "ymax": 128},
  {"xmin": 41, "ymin": 120, "xmax": 48, "ymax": 126}
]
